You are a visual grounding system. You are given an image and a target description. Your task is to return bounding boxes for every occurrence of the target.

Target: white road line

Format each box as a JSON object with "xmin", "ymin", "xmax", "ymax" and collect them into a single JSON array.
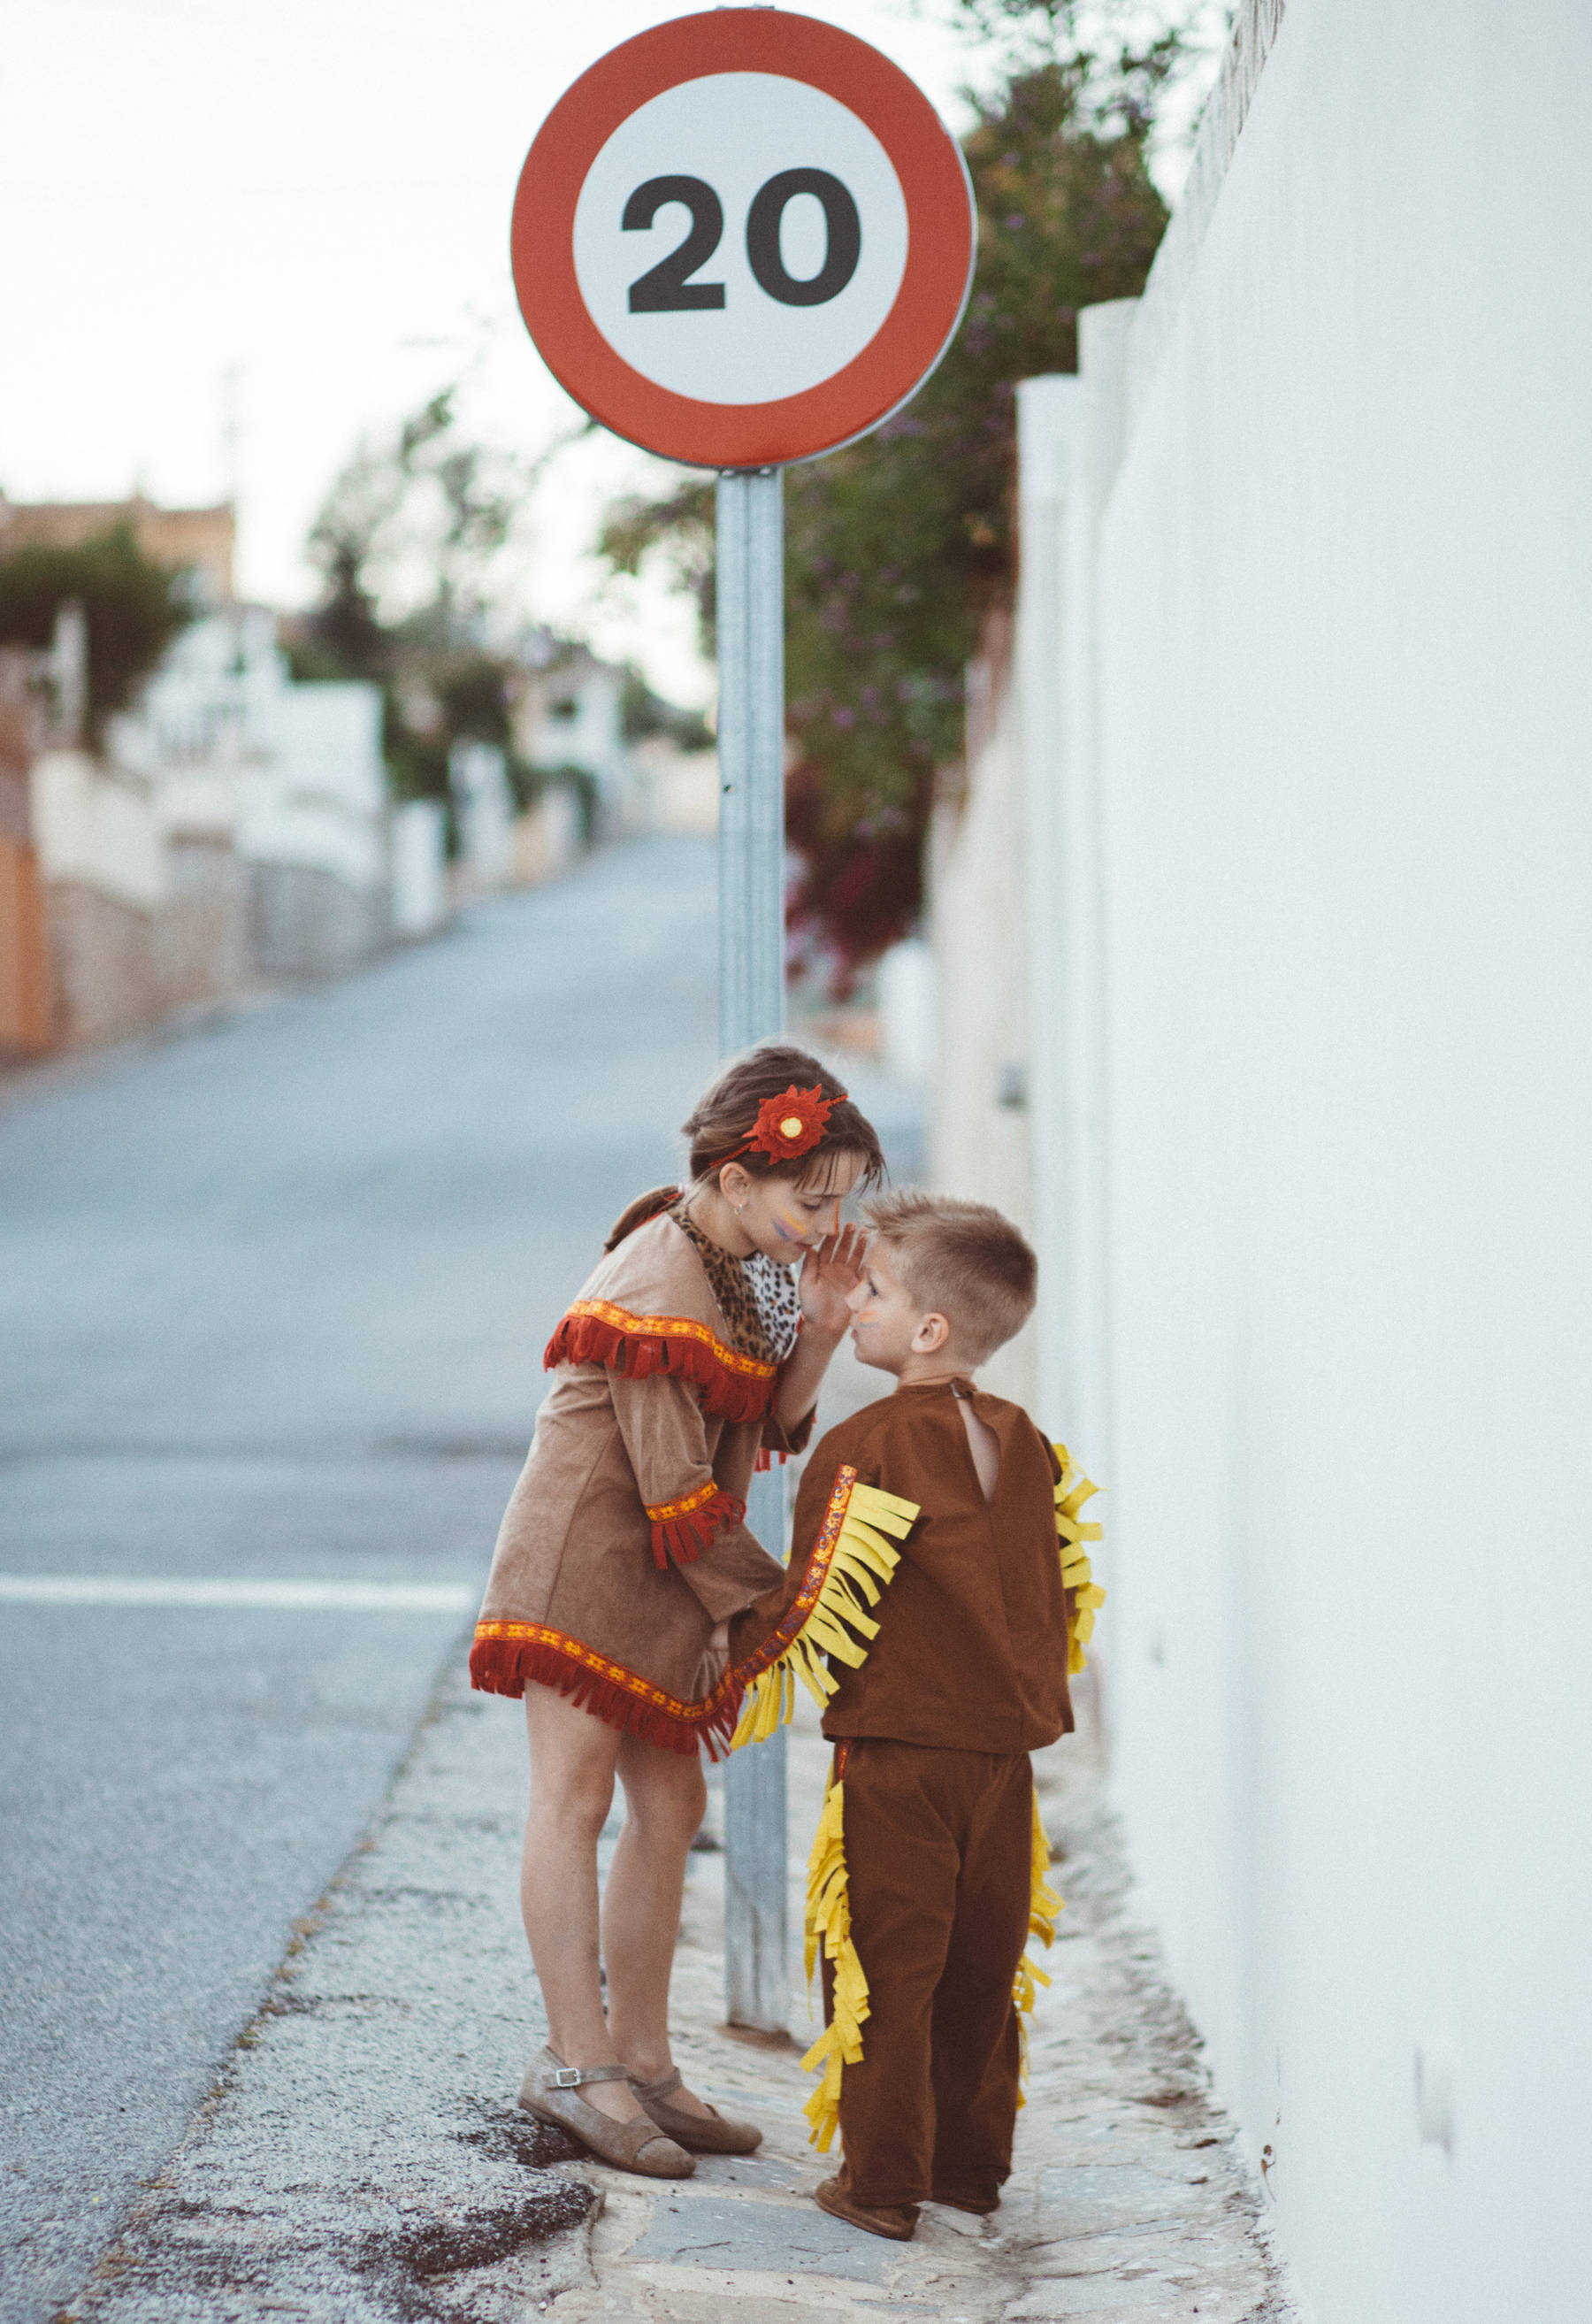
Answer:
[{"xmin": 0, "ymin": 1576, "xmax": 476, "ymax": 1612}]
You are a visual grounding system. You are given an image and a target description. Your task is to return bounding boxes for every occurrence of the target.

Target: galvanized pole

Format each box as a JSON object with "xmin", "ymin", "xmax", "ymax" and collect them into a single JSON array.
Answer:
[{"xmin": 716, "ymin": 464, "xmax": 790, "ymax": 2034}]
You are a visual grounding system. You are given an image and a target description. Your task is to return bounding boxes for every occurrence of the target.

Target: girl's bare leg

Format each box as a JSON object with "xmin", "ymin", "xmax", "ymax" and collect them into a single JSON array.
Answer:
[
  {"xmin": 602, "ymin": 1730, "xmax": 718, "ymax": 2119},
  {"xmin": 520, "ymin": 1684, "xmax": 647, "ymax": 2127}
]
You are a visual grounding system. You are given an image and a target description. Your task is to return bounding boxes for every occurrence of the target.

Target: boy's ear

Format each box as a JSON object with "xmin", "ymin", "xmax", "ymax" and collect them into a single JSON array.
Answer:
[{"xmin": 912, "ymin": 1311, "xmax": 952, "ymax": 1355}]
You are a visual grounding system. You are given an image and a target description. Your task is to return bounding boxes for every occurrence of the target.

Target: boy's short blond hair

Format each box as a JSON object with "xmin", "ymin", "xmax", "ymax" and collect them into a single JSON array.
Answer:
[{"xmin": 864, "ymin": 1190, "xmax": 1037, "ymax": 1366}]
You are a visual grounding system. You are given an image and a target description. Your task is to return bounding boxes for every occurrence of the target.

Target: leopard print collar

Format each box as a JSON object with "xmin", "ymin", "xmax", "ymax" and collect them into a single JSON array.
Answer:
[{"xmin": 670, "ymin": 1200, "xmax": 801, "ymax": 1367}]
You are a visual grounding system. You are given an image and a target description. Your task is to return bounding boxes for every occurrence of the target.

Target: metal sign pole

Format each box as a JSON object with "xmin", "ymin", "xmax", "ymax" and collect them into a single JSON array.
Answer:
[{"xmin": 717, "ymin": 464, "xmax": 791, "ymax": 2035}]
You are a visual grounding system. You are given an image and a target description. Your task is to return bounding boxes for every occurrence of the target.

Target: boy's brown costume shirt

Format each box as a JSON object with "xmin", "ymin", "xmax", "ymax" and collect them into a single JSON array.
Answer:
[
  {"xmin": 728, "ymin": 1379, "xmax": 1076, "ymax": 2213},
  {"xmin": 471, "ymin": 1204, "xmax": 811, "ymax": 1755},
  {"xmin": 728, "ymin": 1378, "xmax": 1074, "ymax": 1750}
]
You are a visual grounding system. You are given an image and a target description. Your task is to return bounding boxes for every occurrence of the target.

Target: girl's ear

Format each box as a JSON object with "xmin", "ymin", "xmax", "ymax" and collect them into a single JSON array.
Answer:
[
  {"xmin": 718, "ymin": 1161, "xmax": 753, "ymax": 1208},
  {"xmin": 912, "ymin": 1311, "xmax": 952, "ymax": 1355}
]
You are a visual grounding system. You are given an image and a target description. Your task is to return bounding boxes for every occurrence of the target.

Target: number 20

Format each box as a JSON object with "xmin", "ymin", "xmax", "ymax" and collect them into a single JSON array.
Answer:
[{"xmin": 624, "ymin": 170, "xmax": 861, "ymax": 312}]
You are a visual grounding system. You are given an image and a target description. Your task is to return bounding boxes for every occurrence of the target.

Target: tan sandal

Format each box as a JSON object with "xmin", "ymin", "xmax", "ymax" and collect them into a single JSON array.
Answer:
[
  {"xmin": 629, "ymin": 2066, "xmax": 763, "ymax": 2155},
  {"xmin": 517, "ymin": 2047, "xmax": 695, "ymax": 2179}
]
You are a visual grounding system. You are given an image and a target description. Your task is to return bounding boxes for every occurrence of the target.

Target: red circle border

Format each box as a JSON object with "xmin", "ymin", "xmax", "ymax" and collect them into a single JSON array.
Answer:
[{"xmin": 510, "ymin": 10, "xmax": 975, "ymax": 468}]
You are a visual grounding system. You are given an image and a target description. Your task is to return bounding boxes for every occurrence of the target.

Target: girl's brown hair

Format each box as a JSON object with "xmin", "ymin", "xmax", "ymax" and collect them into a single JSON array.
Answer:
[
  {"xmin": 605, "ymin": 1047, "xmax": 884, "ymax": 1251},
  {"xmin": 682, "ymin": 1044, "xmax": 885, "ymax": 1190}
]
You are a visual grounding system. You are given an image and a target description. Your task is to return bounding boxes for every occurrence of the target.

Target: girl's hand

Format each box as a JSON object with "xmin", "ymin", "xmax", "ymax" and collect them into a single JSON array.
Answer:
[{"xmin": 799, "ymin": 1223, "xmax": 868, "ymax": 1339}]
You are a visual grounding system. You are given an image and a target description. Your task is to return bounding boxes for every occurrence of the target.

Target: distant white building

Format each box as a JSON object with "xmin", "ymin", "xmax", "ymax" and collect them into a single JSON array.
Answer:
[
  {"xmin": 4, "ymin": 491, "xmax": 450, "ymax": 1047},
  {"xmin": 512, "ymin": 633, "xmax": 637, "ymax": 834},
  {"xmin": 115, "ymin": 606, "xmax": 404, "ymax": 982},
  {"xmin": 448, "ymin": 738, "xmax": 516, "ymax": 891}
]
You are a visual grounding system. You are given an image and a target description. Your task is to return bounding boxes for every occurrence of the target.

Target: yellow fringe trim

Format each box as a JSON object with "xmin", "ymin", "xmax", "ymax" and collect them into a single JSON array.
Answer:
[
  {"xmin": 730, "ymin": 1476, "xmax": 920, "ymax": 1749},
  {"xmin": 727, "ymin": 1469, "xmax": 917, "ymax": 2148},
  {"xmin": 1053, "ymin": 1441, "xmax": 1106, "ymax": 1675},
  {"xmin": 1014, "ymin": 1444, "xmax": 1098, "ymax": 2106},
  {"xmin": 799, "ymin": 1768, "xmax": 868, "ymax": 2152},
  {"xmin": 1014, "ymin": 1790, "xmax": 1066, "ymax": 2105}
]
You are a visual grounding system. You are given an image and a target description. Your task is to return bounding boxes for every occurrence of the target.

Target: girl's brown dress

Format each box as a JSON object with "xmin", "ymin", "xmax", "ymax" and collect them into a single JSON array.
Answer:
[{"xmin": 470, "ymin": 1193, "xmax": 814, "ymax": 1754}]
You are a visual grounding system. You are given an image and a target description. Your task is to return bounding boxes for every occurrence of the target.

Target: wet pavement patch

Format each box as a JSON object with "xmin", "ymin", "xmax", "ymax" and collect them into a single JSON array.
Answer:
[
  {"xmin": 455, "ymin": 2100, "xmax": 584, "ymax": 2171},
  {"xmin": 73, "ymin": 2169, "xmax": 598, "ymax": 2323},
  {"xmin": 625, "ymin": 2191, "xmax": 891, "ymax": 2283},
  {"xmin": 356, "ymin": 2181, "xmax": 598, "ymax": 2309}
]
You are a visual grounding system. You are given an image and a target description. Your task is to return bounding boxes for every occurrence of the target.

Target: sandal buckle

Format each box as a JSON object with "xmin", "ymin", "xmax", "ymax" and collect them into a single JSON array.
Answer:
[{"xmin": 549, "ymin": 2066, "xmax": 584, "ymax": 2089}]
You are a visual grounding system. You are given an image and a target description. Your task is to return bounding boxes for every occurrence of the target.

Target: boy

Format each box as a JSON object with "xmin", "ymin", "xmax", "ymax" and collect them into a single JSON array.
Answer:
[{"xmin": 724, "ymin": 1192, "xmax": 1101, "ymax": 2241}]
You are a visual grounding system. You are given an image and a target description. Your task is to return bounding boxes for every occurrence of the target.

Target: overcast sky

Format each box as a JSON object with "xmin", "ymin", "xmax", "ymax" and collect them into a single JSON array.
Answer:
[{"xmin": 0, "ymin": 1, "xmax": 1215, "ymax": 702}]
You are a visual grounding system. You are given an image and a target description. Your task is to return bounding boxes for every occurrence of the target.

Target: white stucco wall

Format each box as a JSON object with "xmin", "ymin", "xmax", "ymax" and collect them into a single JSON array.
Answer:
[
  {"xmin": 240, "ymin": 681, "xmax": 387, "ymax": 894},
  {"xmin": 930, "ymin": 631, "xmax": 1039, "ymax": 1409},
  {"xmin": 30, "ymin": 751, "xmax": 165, "ymax": 911},
  {"xmin": 1018, "ymin": 1, "xmax": 1592, "ymax": 2315},
  {"xmin": 390, "ymin": 799, "xmax": 448, "ymax": 938}
]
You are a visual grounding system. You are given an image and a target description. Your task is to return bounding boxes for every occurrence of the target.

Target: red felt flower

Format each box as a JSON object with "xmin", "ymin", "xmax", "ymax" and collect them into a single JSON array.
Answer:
[{"xmin": 746, "ymin": 1084, "xmax": 841, "ymax": 1162}]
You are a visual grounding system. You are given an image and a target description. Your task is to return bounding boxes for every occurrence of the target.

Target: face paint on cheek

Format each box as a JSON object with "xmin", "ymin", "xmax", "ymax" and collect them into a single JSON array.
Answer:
[{"xmin": 772, "ymin": 1206, "xmax": 810, "ymax": 1243}]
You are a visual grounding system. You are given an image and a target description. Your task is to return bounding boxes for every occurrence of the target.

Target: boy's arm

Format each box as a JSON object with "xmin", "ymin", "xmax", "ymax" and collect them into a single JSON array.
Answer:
[
  {"xmin": 724, "ymin": 1443, "xmax": 850, "ymax": 1662},
  {"xmin": 723, "ymin": 1430, "xmax": 921, "ymax": 1747}
]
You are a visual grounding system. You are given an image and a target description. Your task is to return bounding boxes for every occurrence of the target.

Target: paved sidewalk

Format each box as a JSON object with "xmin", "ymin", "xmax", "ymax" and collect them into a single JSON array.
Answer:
[
  {"xmin": 66, "ymin": 1644, "xmax": 1290, "ymax": 2323},
  {"xmin": 564, "ymin": 1702, "xmax": 1292, "ymax": 2324}
]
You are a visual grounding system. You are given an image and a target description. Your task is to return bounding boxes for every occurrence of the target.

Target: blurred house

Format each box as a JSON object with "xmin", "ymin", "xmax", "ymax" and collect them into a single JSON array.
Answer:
[
  {"xmin": 0, "ymin": 490, "xmax": 236, "ymax": 606},
  {"xmin": 0, "ymin": 494, "xmax": 425, "ymax": 1055},
  {"xmin": 117, "ymin": 603, "xmax": 392, "ymax": 987},
  {"xmin": 448, "ymin": 737, "xmax": 516, "ymax": 893},
  {"xmin": 512, "ymin": 633, "xmax": 638, "ymax": 834},
  {"xmin": 0, "ymin": 650, "xmax": 51, "ymax": 1056},
  {"xmin": 630, "ymin": 732, "xmax": 719, "ymax": 836},
  {"xmin": 507, "ymin": 627, "xmax": 716, "ymax": 854}
]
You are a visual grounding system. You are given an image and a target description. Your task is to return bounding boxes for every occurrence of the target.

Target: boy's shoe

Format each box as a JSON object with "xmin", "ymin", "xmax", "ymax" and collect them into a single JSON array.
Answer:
[
  {"xmin": 930, "ymin": 2188, "xmax": 1000, "ymax": 2215},
  {"xmin": 628, "ymin": 2067, "xmax": 763, "ymax": 2155},
  {"xmin": 815, "ymin": 2175, "xmax": 918, "ymax": 2241}
]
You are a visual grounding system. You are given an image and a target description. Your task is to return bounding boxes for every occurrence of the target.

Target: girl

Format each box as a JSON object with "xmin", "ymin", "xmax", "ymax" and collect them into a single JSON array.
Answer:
[{"xmin": 471, "ymin": 1046, "xmax": 883, "ymax": 2177}]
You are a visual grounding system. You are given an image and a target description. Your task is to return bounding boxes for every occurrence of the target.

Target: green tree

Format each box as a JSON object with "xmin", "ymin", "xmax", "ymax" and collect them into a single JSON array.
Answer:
[
  {"xmin": 601, "ymin": 4, "xmax": 1191, "ymax": 989},
  {"xmin": 287, "ymin": 387, "xmax": 563, "ymax": 820},
  {"xmin": 0, "ymin": 525, "xmax": 194, "ymax": 741}
]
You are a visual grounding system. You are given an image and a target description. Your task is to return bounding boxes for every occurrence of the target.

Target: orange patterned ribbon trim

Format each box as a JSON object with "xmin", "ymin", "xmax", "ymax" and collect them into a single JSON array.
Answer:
[
  {"xmin": 545, "ymin": 1299, "xmax": 777, "ymax": 1425},
  {"xmin": 559, "ymin": 1300, "xmax": 775, "ymax": 1384},
  {"xmin": 471, "ymin": 1469, "xmax": 860, "ymax": 1756},
  {"xmin": 723, "ymin": 1465, "xmax": 856, "ymax": 1698},
  {"xmin": 646, "ymin": 1479, "xmax": 720, "ymax": 1523},
  {"xmin": 644, "ymin": 1481, "xmax": 746, "ymax": 1571},
  {"xmin": 469, "ymin": 1619, "xmax": 742, "ymax": 1758}
]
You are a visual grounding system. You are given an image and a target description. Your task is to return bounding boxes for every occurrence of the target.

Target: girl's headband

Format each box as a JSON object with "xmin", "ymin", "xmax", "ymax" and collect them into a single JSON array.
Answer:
[{"xmin": 716, "ymin": 1083, "xmax": 847, "ymax": 1170}]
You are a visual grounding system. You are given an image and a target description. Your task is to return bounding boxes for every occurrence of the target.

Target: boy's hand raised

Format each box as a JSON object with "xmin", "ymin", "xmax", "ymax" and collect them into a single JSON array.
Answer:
[{"xmin": 799, "ymin": 1223, "xmax": 869, "ymax": 1340}]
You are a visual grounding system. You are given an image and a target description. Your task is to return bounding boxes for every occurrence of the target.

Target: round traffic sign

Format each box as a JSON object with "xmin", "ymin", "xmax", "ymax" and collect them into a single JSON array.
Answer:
[{"xmin": 511, "ymin": 10, "xmax": 976, "ymax": 468}]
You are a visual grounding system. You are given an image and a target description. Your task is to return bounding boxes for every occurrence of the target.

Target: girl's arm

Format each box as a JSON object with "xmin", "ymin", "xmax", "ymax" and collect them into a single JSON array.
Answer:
[
  {"xmin": 771, "ymin": 1319, "xmax": 845, "ymax": 1433},
  {"xmin": 608, "ymin": 1369, "xmax": 786, "ymax": 1616},
  {"xmin": 773, "ymin": 1225, "xmax": 868, "ymax": 1430}
]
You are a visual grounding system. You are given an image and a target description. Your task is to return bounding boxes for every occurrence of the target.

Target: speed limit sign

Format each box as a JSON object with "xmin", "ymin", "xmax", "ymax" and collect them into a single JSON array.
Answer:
[{"xmin": 510, "ymin": 9, "xmax": 976, "ymax": 467}]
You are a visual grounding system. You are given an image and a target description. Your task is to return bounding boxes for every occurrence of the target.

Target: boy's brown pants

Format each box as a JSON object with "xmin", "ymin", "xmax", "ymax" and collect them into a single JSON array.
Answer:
[{"xmin": 823, "ymin": 1737, "xmax": 1035, "ymax": 2212}]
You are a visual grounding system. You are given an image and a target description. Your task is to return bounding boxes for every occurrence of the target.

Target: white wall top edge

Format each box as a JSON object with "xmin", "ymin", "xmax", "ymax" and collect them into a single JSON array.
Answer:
[{"xmin": 1128, "ymin": 0, "xmax": 1290, "ymax": 424}]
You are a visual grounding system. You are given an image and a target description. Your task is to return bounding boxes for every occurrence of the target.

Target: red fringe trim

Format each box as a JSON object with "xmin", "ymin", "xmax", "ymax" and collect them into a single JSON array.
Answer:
[
  {"xmin": 649, "ymin": 1485, "xmax": 745, "ymax": 1571},
  {"xmin": 755, "ymin": 1446, "xmax": 792, "ymax": 1472},
  {"xmin": 469, "ymin": 1630, "xmax": 741, "ymax": 1760},
  {"xmin": 545, "ymin": 1308, "xmax": 775, "ymax": 1426}
]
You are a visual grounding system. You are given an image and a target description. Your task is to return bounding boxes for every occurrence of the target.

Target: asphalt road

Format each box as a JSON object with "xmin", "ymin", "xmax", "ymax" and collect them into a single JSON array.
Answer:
[{"xmin": 0, "ymin": 838, "xmax": 749, "ymax": 2324}]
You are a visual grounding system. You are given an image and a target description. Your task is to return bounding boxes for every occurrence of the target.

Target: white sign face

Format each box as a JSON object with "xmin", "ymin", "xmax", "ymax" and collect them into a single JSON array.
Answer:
[{"xmin": 572, "ymin": 72, "xmax": 909, "ymax": 408}]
